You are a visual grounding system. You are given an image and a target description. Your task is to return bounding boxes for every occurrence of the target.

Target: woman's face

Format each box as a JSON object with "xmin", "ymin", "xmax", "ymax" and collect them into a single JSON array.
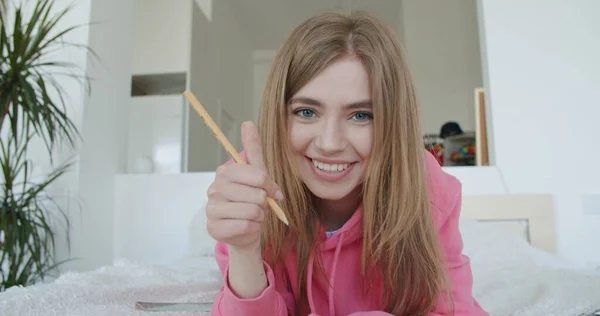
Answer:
[{"xmin": 287, "ymin": 56, "xmax": 373, "ymax": 202}]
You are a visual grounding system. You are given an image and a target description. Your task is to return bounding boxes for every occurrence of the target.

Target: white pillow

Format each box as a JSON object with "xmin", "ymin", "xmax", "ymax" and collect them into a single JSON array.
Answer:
[{"xmin": 188, "ymin": 198, "xmax": 217, "ymax": 257}]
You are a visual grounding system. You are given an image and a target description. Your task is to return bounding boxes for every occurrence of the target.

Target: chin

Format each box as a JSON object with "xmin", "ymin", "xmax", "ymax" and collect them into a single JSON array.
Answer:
[{"xmin": 301, "ymin": 162, "xmax": 364, "ymax": 201}]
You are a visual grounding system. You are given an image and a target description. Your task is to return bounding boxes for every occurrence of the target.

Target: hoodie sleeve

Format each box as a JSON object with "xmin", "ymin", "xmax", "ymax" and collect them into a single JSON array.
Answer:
[
  {"xmin": 210, "ymin": 242, "xmax": 295, "ymax": 316},
  {"xmin": 427, "ymin": 192, "xmax": 489, "ymax": 316}
]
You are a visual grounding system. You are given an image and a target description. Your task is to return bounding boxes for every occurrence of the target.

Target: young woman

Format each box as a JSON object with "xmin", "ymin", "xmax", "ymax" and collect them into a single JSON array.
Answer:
[{"xmin": 205, "ymin": 10, "xmax": 488, "ymax": 316}]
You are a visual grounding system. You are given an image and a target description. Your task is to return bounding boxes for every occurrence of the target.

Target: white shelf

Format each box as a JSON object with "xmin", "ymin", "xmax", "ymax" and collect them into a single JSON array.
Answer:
[{"xmin": 444, "ymin": 131, "xmax": 476, "ymax": 167}]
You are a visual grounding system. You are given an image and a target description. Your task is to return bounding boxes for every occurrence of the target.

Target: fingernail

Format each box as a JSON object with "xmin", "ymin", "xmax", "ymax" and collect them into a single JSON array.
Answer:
[
  {"xmin": 248, "ymin": 122, "xmax": 258, "ymax": 138},
  {"xmin": 241, "ymin": 121, "xmax": 250, "ymax": 132},
  {"xmin": 275, "ymin": 190, "xmax": 284, "ymax": 200}
]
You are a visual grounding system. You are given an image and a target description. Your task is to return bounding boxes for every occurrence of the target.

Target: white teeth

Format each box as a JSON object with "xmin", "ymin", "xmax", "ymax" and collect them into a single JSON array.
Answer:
[{"xmin": 312, "ymin": 159, "xmax": 350, "ymax": 172}]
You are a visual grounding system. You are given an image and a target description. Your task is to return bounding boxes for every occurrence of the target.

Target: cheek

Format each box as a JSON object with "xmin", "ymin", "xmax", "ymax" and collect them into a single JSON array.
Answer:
[
  {"xmin": 287, "ymin": 120, "xmax": 312, "ymax": 154},
  {"xmin": 350, "ymin": 127, "xmax": 373, "ymax": 160}
]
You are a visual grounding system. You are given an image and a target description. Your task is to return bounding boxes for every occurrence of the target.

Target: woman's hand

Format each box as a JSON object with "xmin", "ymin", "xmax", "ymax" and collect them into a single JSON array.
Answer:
[
  {"xmin": 205, "ymin": 121, "xmax": 283, "ymax": 254},
  {"xmin": 206, "ymin": 121, "xmax": 283, "ymax": 299}
]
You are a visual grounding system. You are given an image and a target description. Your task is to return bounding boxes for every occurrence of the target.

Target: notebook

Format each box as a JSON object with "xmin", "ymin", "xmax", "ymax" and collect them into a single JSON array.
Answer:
[{"xmin": 135, "ymin": 301, "xmax": 213, "ymax": 312}]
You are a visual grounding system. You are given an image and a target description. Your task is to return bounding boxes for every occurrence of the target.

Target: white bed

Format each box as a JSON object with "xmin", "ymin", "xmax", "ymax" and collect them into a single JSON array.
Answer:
[
  {"xmin": 1, "ymin": 173, "xmax": 600, "ymax": 316},
  {"xmin": 458, "ymin": 194, "xmax": 600, "ymax": 316}
]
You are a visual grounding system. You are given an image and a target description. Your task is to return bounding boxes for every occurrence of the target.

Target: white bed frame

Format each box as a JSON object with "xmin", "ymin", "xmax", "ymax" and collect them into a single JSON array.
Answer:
[{"xmin": 460, "ymin": 194, "xmax": 556, "ymax": 254}]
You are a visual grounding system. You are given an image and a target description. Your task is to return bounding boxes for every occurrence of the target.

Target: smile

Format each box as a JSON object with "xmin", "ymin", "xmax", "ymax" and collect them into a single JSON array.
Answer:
[{"xmin": 311, "ymin": 159, "xmax": 351, "ymax": 172}]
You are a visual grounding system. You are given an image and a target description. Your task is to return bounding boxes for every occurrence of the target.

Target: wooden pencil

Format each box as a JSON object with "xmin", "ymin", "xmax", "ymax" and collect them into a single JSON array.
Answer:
[{"xmin": 183, "ymin": 90, "xmax": 289, "ymax": 226}]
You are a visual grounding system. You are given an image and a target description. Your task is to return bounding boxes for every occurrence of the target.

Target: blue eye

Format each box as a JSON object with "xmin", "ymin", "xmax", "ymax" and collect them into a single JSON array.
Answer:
[
  {"xmin": 352, "ymin": 111, "xmax": 372, "ymax": 121},
  {"xmin": 295, "ymin": 108, "xmax": 316, "ymax": 118}
]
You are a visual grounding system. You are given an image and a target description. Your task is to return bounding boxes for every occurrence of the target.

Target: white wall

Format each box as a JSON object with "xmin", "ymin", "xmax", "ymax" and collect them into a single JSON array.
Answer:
[
  {"xmin": 11, "ymin": 0, "xmax": 135, "ymax": 273},
  {"xmin": 250, "ymin": 1, "xmax": 483, "ymax": 137},
  {"xmin": 58, "ymin": 0, "xmax": 135, "ymax": 272},
  {"xmin": 401, "ymin": 0, "xmax": 483, "ymax": 135},
  {"xmin": 132, "ymin": 0, "xmax": 191, "ymax": 75},
  {"xmin": 212, "ymin": 0, "xmax": 253, "ymax": 158},
  {"xmin": 194, "ymin": 0, "xmax": 212, "ymax": 21},
  {"xmin": 479, "ymin": 0, "xmax": 600, "ymax": 266},
  {"xmin": 186, "ymin": 1, "xmax": 220, "ymax": 172},
  {"xmin": 252, "ymin": 50, "xmax": 274, "ymax": 121},
  {"xmin": 187, "ymin": 0, "xmax": 253, "ymax": 171}
]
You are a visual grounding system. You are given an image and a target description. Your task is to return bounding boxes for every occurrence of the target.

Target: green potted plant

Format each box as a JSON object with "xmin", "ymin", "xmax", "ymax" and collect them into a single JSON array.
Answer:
[{"xmin": 0, "ymin": 0, "xmax": 92, "ymax": 291}]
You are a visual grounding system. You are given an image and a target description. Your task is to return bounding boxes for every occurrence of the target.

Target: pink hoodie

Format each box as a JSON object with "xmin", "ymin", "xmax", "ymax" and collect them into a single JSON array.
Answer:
[{"xmin": 210, "ymin": 152, "xmax": 488, "ymax": 316}]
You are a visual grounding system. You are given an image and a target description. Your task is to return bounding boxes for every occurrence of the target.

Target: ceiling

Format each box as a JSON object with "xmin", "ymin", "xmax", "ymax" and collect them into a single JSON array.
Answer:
[{"xmin": 227, "ymin": 0, "xmax": 404, "ymax": 50}]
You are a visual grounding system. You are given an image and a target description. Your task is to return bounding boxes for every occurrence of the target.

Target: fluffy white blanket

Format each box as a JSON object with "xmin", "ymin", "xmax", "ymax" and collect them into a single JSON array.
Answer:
[
  {"xmin": 0, "ymin": 257, "xmax": 222, "ymax": 316},
  {"xmin": 460, "ymin": 220, "xmax": 600, "ymax": 316},
  {"xmin": 1, "ymin": 222, "xmax": 600, "ymax": 316}
]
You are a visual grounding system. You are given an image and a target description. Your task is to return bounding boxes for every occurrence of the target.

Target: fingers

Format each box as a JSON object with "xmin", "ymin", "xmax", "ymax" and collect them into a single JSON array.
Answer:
[
  {"xmin": 241, "ymin": 121, "xmax": 266, "ymax": 171},
  {"xmin": 214, "ymin": 163, "xmax": 283, "ymax": 200},
  {"xmin": 209, "ymin": 182, "xmax": 268, "ymax": 207},
  {"xmin": 207, "ymin": 219, "xmax": 262, "ymax": 240},
  {"xmin": 206, "ymin": 201, "xmax": 265, "ymax": 222}
]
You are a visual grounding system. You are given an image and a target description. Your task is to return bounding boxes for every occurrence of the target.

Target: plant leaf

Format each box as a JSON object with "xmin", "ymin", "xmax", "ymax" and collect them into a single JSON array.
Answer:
[{"xmin": 0, "ymin": 0, "xmax": 90, "ymax": 291}]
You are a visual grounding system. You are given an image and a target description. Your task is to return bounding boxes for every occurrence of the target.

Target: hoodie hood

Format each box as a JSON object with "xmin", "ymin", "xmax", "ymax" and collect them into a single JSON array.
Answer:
[{"xmin": 316, "ymin": 204, "xmax": 364, "ymax": 251}]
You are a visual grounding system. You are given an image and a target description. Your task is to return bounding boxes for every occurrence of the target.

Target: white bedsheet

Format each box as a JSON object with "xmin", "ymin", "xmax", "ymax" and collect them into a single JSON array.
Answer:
[{"xmin": 1, "ymin": 222, "xmax": 600, "ymax": 316}]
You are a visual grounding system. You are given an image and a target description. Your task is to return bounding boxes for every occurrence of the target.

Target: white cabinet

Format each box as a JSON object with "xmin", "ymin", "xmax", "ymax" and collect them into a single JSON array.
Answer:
[{"xmin": 128, "ymin": 95, "xmax": 184, "ymax": 174}]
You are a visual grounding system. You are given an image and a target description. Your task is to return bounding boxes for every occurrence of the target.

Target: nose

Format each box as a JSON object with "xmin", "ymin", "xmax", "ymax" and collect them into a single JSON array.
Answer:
[{"xmin": 315, "ymin": 120, "xmax": 346, "ymax": 154}]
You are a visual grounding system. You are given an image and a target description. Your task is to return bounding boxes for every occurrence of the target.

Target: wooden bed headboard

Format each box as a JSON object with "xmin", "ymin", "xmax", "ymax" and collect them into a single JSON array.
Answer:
[{"xmin": 460, "ymin": 194, "xmax": 556, "ymax": 254}]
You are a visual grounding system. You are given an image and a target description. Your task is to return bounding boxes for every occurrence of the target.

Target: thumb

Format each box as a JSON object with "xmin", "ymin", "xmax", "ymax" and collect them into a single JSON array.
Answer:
[{"xmin": 241, "ymin": 121, "xmax": 266, "ymax": 171}]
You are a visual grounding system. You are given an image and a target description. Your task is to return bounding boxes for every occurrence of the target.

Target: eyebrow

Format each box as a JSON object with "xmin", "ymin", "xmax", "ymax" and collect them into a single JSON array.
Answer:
[{"xmin": 288, "ymin": 97, "xmax": 372, "ymax": 109}]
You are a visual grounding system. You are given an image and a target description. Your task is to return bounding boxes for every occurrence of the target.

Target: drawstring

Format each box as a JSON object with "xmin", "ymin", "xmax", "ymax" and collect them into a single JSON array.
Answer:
[
  {"xmin": 328, "ymin": 232, "xmax": 345, "ymax": 316},
  {"xmin": 308, "ymin": 252, "xmax": 316, "ymax": 313},
  {"xmin": 307, "ymin": 231, "xmax": 346, "ymax": 316}
]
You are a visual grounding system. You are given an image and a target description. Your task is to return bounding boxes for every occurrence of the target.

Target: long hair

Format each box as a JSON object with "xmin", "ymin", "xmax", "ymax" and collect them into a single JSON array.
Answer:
[{"xmin": 258, "ymin": 10, "xmax": 449, "ymax": 316}]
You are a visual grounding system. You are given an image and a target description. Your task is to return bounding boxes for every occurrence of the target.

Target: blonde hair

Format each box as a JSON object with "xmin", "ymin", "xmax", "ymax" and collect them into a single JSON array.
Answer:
[{"xmin": 258, "ymin": 10, "xmax": 450, "ymax": 316}]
